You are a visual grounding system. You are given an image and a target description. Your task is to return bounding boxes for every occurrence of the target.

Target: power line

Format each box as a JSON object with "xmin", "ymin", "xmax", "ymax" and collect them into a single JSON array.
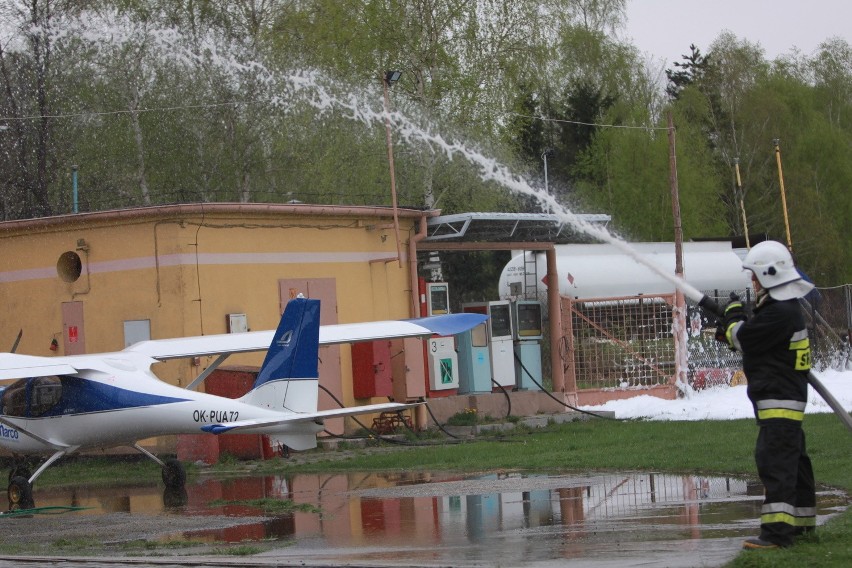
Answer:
[
  {"xmin": 0, "ymin": 102, "xmax": 669, "ymax": 132},
  {"xmin": 507, "ymin": 111, "xmax": 669, "ymax": 131},
  {"xmin": 0, "ymin": 101, "xmax": 245, "ymax": 122}
]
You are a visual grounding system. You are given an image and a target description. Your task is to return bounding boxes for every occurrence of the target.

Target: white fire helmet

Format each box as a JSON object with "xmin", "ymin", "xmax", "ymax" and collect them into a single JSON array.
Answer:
[{"xmin": 742, "ymin": 240, "xmax": 814, "ymax": 300}]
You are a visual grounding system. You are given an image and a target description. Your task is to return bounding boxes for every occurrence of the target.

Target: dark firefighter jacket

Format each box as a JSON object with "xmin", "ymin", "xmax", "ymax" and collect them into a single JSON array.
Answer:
[{"xmin": 727, "ymin": 297, "xmax": 810, "ymax": 421}]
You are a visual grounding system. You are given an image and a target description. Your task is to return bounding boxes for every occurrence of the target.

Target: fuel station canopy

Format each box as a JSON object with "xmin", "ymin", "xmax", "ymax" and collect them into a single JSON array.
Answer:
[{"xmin": 425, "ymin": 212, "xmax": 610, "ymax": 244}]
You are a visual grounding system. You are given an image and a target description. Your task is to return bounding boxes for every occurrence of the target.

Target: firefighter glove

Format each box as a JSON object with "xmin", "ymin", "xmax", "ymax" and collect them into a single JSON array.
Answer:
[
  {"xmin": 714, "ymin": 301, "xmax": 745, "ymax": 349},
  {"xmin": 723, "ymin": 301, "xmax": 746, "ymax": 327}
]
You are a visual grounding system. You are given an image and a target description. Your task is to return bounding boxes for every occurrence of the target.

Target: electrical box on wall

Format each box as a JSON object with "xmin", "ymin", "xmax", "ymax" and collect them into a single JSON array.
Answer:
[
  {"xmin": 391, "ymin": 337, "xmax": 426, "ymax": 400},
  {"xmin": 123, "ymin": 319, "xmax": 151, "ymax": 348},
  {"xmin": 352, "ymin": 340, "xmax": 393, "ymax": 398},
  {"xmin": 227, "ymin": 313, "xmax": 248, "ymax": 333}
]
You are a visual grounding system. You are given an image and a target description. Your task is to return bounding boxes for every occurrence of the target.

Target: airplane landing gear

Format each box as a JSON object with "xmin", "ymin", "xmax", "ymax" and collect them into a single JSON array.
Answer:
[
  {"xmin": 161, "ymin": 458, "xmax": 186, "ymax": 489},
  {"xmin": 7, "ymin": 464, "xmax": 32, "ymax": 484},
  {"xmin": 8, "ymin": 476, "xmax": 34, "ymax": 510},
  {"xmin": 7, "ymin": 457, "xmax": 35, "ymax": 510},
  {"xmin": 5, "ymin": 451, "xmax": 71, "ymax": 511},
  {"xmin": 131, "ymin": 444, "xmax": 188, "ymax": 508},
  {"xmin": 161, "ymin": 458, "xmax": 188, "ymax": 508}
]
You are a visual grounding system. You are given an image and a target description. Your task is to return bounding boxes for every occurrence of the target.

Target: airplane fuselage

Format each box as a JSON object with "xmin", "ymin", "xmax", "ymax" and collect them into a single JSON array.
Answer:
[
  {"xmin": 0, "ymin": 297, "xmax": 486, "ymax": 512},
  {"xmin": 0, "ymin": 354, "xmax": 321, "ymax": 456}
]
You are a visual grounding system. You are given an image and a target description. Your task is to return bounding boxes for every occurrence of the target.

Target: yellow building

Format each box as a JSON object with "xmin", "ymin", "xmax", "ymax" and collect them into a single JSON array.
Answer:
[{"xmin": 0, "ymin": 203, "xmax": 434, "ymax": 449}]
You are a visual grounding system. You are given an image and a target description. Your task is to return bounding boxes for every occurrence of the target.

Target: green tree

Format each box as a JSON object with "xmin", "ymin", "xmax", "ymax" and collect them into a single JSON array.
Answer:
[
  {"xmin": 0, "ymin": 0, "xmax": 88, "ymax": 218},
  {"xmin": 665, "ymin": 44, "xmax": 710, "ymax": 100},
  {"xmin": 1, "ymin": 0, "xmax": 850, "ymax": 291},
  {"xmin": 573, "ymin": 108, "xmax": 725, "ymax": 243}
]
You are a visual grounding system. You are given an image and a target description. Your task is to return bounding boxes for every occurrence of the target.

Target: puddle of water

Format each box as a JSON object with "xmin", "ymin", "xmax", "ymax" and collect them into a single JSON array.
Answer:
[{"xmin": 33, "ymin": 471, "xmax": 847, "ymax": 566}]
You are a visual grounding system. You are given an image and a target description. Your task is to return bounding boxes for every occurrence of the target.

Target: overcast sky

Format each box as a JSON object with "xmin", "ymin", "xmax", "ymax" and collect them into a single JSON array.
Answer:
[{"xmin": 623, "ymin": 0, "xmax": 852, "ymax": 66}]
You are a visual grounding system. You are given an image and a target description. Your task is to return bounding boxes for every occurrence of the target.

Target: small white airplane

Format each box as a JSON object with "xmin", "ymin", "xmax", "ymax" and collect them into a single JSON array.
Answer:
[{"xmin": 0, "ymin": 297, "xmax": 487, "ymax": 510}]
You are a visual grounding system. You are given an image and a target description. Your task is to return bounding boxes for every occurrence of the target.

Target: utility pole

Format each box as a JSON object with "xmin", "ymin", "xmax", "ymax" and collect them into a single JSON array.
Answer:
[
  {"xmin": 542, "ymin": 148, "xmax": 554, "ymax": 195},
  {"xmin": 773, "ymin": 139, "xmax": 794, "ymax": 252},
  {"xmin": 667, "ymin": 112, "xmax": 688, "ymax": 395},
  {"xmin": 734, "ymin": 158, "xmax": 750, "ymax": 248},
  {"xmin": 382, "ymin": 70, "xmax": 403, "ymax": 267}
]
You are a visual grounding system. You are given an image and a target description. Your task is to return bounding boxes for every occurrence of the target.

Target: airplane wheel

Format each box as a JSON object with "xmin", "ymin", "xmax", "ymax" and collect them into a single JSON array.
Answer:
[
  {"xmin": 7, "ymin": 466, "xmax": 31, "ymax": 484},
  {"xmin": 161, "ymin": 458, "xmax": 186, "ymax": 489},
  {"xmin": 8, "ymin": 476, "xmax": 35, "ymax": 510}
]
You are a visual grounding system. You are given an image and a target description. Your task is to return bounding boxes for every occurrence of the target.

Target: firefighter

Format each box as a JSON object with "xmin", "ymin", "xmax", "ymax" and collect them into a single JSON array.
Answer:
[{"xmin": 717, "ymin": 240, "xmax": 817, "ymax": 549}]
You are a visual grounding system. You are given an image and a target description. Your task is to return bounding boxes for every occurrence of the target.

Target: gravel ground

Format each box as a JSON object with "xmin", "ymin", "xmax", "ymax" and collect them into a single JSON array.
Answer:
[
  {"xmin": 0, "ymin": 444, "xmax": 420, "ymax": 563},
  {"xmin": 0, "ymin": 511, "xmax": 267, "ymax": 543}
]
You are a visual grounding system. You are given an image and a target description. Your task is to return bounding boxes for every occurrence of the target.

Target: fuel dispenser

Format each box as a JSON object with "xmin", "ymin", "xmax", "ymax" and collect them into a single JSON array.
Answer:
[
  {"xmin": 512, "ymin": 300, "xmax": 543, "ymax": 390},
  {"xmin": 420, "ymin": 279, "xmax": 459, "ymax": 396},
  {"xmin": 463, "ymin": 301, "xmax": 516, "ymax": 389},
  {"xmin": 425, "ymin": 282, "xmax": 450, "ymax": 315},
  {"xmin": 427, "ymin": 336, "xmax": 459, "ymax": 393},
  {"xmin": 457, "ymin": 320, "xmax": 492, "ymax": 393}
]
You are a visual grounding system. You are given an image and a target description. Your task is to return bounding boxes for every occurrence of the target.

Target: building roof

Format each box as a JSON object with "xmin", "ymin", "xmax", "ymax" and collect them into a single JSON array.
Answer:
[{"xmin": 0, "ymin": 203, "xmax": 433, "ymax": 235}]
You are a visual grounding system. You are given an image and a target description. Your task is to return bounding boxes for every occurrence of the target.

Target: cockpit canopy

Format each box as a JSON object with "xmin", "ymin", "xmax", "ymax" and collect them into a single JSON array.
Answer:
[{"xmin": 0, "ymin": 376, "xmax": 63, "ymax": 418}]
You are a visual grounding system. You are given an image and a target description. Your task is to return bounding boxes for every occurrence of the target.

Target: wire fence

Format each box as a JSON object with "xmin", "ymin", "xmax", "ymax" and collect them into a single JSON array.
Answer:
[
  {"xmin": 805, "ymin": 284, "xmax": 852, "ymax": 371},
  {"xmin": 562, "ymin": 294, "xmax": 678, "ymax": 390},
  {"xmin": 557, "ymin": 285, "xmax": 852, "ymax": 393}
]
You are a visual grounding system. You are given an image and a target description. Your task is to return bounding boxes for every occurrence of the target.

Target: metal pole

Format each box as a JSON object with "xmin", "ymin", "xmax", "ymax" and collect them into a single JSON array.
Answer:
[
  {"xmin": 668, "ymin": 116, "xmax": 684, "ymax": 277},
  {"xmin": 845, "ymin": 284, "xmax": 852, "ymax": 341},
  {"xmin": 773, "ymin": 139, "xmax": 794, "ymax": 251},
  {"xmin": 72, "ymin": 165, "xmax": 78, "ymax": 214},
  {"xmin": 542, "ymin": 151, "xmax": 549, "ymax": 194},
  {"xmin": 382, "ymin": 74, "xmax": 403, "ymax": 267},
  {"xmin": 734, "ymin": 158, "xmax": 750, "ymax": 248},
  {"xmin": 667, "ymin": 113, "xmax": 688, "ymax": 394},
  {"xmin": 546, "ymin": 247, "xmax": 569, "ymax": 402}
]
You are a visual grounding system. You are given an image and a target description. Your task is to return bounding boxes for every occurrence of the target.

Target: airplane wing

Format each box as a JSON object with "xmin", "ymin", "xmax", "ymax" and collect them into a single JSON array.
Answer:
[
  {"xmin": 0, "ymin": 313, "xmax": 488, "ymax": 379},
  {"xmin": 200, "ymin": 402, "xmax": 420, "ymax": 434},
  {"xmin": 0, "ymin": 351, "xmax": 163, "ymax": 381},
  {"xmin": 124, "ymin": 312, "xmax": 487, "ymax": 361},
  {"xmin": 0, "ymin": 353, "xmax": 80, "ymax": 381}
]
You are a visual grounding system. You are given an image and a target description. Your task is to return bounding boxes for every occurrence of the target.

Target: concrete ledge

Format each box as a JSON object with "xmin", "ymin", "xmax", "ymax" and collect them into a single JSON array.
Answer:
[
  {"xmin": 316, "ymin": 407, "xmax": 616, "ymax": 448},
  {"xmin": 424, "ymin": 390, "xmax": 581, "ymax": 424}
]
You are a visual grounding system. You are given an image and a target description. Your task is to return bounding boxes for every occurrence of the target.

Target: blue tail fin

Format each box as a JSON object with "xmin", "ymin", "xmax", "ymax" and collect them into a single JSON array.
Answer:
[
  {"xmin": 232, "ymin": 297, "xmax": 321, "ymax": 448},
  {"xmin": 254, "ymin": 296, "xmax": 320, "ymax": 389}
]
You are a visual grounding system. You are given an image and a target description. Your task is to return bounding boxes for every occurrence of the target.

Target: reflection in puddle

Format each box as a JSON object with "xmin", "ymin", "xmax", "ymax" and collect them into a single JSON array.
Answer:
[{"xmin": 35, "ymin": 471, "xmax": 847, "ymax": 565}]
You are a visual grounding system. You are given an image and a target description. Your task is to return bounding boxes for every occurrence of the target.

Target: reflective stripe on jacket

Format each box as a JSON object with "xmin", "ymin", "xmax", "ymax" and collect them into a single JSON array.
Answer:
[{"xmin": 729, "ymin": 298, "xmax": 810, "ymax": 414}]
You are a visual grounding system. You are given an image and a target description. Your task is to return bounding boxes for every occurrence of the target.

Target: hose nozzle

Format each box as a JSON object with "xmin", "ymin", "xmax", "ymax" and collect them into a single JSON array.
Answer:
[{"xmin": 698, "ymin": 295, "xmax": 724, "ymax": 318}]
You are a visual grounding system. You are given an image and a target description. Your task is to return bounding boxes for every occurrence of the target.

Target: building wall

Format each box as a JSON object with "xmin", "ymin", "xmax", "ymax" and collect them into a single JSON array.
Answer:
[{"xmin": 0, "ymin": 204, "xmax": 425, "ymax": 417}]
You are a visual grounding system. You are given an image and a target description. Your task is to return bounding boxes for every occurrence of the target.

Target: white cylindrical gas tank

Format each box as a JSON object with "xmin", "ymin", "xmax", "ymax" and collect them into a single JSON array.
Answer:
[{"xmin": 498, "ymin": 242, "xmax": 752, "ymax": 300}]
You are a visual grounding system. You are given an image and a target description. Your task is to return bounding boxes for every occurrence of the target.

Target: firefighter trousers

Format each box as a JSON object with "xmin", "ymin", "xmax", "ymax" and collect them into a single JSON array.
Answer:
[{"xmin": 754, "ymin": 418, "xmax": 816, "ymax": 546}]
